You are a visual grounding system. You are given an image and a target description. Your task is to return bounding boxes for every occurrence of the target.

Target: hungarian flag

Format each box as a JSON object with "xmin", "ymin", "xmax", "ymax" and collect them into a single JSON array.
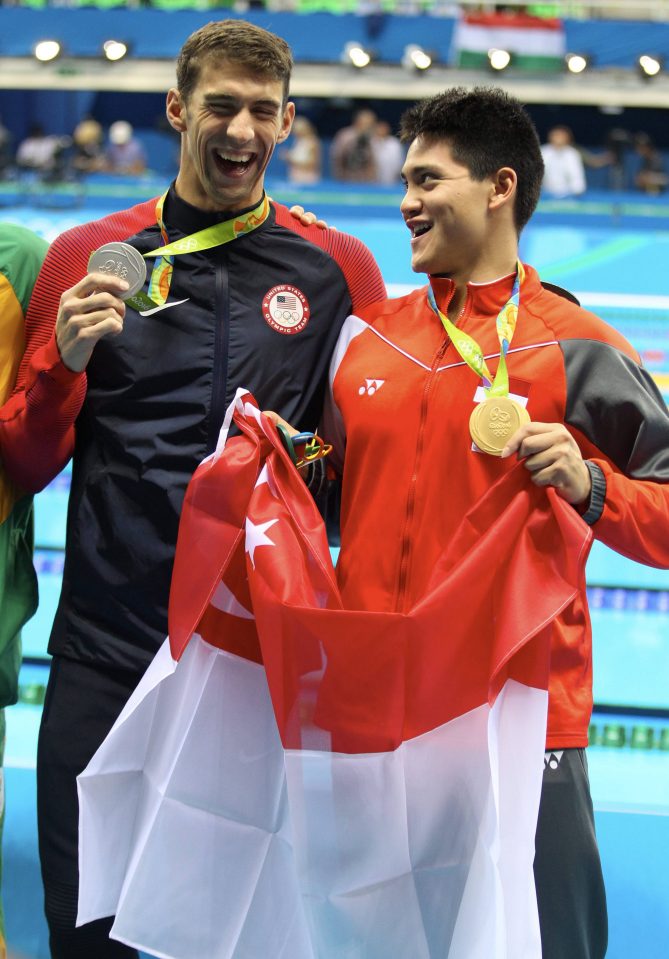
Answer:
[
  {"xmin": 77, "ymin": 390, "xmax": 592, "ymax": 959},
  {"xmin": 452, "ymin": 11, "xmax": 566, "ymax": 72}
]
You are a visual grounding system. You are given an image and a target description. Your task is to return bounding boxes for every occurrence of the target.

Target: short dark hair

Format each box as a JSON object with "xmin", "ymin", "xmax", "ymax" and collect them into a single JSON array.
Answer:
[
  {"xmin": 400, "ymin": 87, "xmax": 544, "ymax": 232},
  {"xmin": 176, "ymin": 20, "xmax": 293, "ymax": 105}
]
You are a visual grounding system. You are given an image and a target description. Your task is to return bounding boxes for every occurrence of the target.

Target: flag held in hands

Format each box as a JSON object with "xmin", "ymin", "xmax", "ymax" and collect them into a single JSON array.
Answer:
[{"xmin": 77, "ymin": 389, "xmax": 592, "ymax": 959}]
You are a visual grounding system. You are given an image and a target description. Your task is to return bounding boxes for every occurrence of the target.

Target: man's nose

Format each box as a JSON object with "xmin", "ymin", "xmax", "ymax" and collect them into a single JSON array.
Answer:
[
  {"xmin": 226, "ymin": 110, "xmax": 254, "ymax": 144},
  {"xmin": 400, "ymin": 188, "xmax": 420, "ymax": 217}
]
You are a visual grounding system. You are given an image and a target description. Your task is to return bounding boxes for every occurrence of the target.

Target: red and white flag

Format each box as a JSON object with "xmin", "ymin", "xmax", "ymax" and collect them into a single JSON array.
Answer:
[{"xmin": 78, "ymin": 390, "xmax": 592, "ymax": 959}]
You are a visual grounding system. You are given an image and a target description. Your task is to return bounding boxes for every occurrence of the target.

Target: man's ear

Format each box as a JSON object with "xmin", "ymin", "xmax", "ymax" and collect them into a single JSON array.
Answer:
[
  {"xmin": 166, "ymin": 88, "xmax": 186, "ymax": 134},
  {"xmin": 276, "ymin": 101, "xmax": 296, "ymax": 146},
  {"xmin": 489, "ymin": 166, "xmax": 517, "ymax": 212}
]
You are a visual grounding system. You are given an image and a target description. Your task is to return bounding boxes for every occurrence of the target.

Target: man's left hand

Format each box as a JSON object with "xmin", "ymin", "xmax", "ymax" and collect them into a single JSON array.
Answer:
[
  {"xmin": 288, "ymin": 204, "xmax": 331, "ymax": 230},
  {"xmin": 501, "ymin": 422, "xmax": 592, "ymax": 506}
]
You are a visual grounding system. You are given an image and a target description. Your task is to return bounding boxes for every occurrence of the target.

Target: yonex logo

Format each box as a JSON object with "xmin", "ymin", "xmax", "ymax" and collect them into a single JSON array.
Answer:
[
  {"xmin": 544, "ymin": 750, "xmax": 564, "ymax": 771},
  {"xmin": 358, "ymin": 379, "xmax": 385, "ymax": 396}
]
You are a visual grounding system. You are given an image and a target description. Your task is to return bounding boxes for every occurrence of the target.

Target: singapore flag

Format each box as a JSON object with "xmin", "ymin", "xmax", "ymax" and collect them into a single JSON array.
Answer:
[{"xmin": 77, "ymin": 390, "xmax": 591, "ymax": 959}]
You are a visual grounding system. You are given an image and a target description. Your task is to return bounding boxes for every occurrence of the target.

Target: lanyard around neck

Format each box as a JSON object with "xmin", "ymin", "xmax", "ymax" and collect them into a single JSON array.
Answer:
[
  {"xmin": 426, "ymin": 262, "xmax": 524, "ymax": 398},
  {"xmin": 125, "ymin": 192, "xmax": 271, "ymax": 313}
]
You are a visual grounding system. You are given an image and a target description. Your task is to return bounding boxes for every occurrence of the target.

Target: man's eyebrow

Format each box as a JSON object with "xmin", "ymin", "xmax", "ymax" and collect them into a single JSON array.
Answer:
[
  {"xmin": 203, "ymin": 93, "xmax": 281, "ymax": 110},
  {"xmin": 403, "ymin": 164, "xmax": 437, "ymax": 180}
]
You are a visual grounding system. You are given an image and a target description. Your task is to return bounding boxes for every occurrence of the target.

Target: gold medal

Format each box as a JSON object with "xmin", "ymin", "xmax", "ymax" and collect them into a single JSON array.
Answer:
[{"xmin": 469, "ymin": 396, "xmax": 530, "ymax": 456}]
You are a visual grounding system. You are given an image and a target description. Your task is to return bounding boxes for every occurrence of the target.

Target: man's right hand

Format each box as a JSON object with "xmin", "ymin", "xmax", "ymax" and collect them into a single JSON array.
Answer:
[
  {"xmin": 56, "ymin": 272, "xmax": 129, "ymax": 372},
  {"xmin": 262, "ymin": 410, "xmax": 298, "ymax": 436}
]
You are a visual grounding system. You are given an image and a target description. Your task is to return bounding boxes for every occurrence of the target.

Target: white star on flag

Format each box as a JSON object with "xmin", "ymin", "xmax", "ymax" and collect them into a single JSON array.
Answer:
[
  {"xmin": 245, "ymin": 517, "xmax": 278, "ymax": 568},
  {"xmin": 256, "ymin": 464, "xmax": 269, "ymax": 487},
  {"xmin": 255, "ymin": 464, "xmax": 279, "ymax": 498}
]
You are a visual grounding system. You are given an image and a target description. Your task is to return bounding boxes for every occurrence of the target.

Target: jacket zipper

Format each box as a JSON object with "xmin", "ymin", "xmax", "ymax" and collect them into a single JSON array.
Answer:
[
  {"xmin": 394, "ymin": 335, "xmax": 450, "ymax": 613},
  {"xmin": 207, "ymin": 253, "xmax": 231, "ymax": 453}
]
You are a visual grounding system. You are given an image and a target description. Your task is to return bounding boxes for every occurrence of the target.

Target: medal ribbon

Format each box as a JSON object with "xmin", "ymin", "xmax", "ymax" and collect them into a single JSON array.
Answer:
[
  {"xmin": 426, "ymin": 261, "xmax": 525, "ymax": 398},
  {"xmin": 125, "ymin": 192, "xmax": 271, "ymax": 313}
]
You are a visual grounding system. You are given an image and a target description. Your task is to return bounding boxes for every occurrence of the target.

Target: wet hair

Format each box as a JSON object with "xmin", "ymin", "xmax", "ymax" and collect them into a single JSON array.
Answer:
[
  {"xmin": 176, "ymin": 19, "xmax": 293, "ymax": 104},
  {"xmin": 400, "ymin": 87, "xmax": 544, "ymax": 232}
]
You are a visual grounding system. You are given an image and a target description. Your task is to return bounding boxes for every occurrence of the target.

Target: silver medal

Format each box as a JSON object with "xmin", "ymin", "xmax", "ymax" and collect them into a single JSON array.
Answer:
[{"xmin": 88, "ymin": 242, "xmax": 147, "ymax": 299}]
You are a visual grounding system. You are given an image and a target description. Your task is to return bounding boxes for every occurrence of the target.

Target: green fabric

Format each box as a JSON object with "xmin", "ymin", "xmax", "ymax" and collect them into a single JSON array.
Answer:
[
  {"xmin": 0, "ymin": 496, "xmax": 37, "ymax": 707},
  {"xmin": 0, "ymin": 224, "xmax": 45, "ymax": 710},
  {"xmin": 0, "ymin": 224, "xmax": 44, "ymax": 956},
  {"xmin": 0, "ymin": 708, "xmax": 6, "ymax": 957},
  {"xmin": 0, "ymin": 224, "xmax": 48, "ymax": 316}
]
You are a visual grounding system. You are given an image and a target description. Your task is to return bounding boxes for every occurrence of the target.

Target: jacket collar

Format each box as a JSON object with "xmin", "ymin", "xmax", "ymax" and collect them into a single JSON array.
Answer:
[
  {"xmin": 162, "ymin": 183, "xmax": 272, "ymax": 236},
  {"xmin": 428, "ymin": 264, "xmax": 542, "ymax": 320}
]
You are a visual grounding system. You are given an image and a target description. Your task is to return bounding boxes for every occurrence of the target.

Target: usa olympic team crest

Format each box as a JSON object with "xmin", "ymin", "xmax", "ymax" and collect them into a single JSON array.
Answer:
[{"xmin": 262, "ymin": 285, "xmax": 310, "ymax": 335}]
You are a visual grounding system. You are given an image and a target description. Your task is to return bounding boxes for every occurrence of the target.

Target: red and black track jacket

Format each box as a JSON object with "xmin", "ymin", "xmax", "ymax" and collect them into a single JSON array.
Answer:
[
  {"xmin": 0, "ymin": 188, "xmax": 385, "ymax": 671},
  {"xmin": 324, "ymin": 265, "xmax": 669, "ymax": 749}
]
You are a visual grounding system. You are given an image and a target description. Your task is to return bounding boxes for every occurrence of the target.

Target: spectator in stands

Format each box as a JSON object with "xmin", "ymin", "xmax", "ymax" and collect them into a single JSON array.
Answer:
[
  {"xmin": 0, "ymin": 118, "xmax": 12, "ymax": 178},
  {"xmin": 72, "ymin": 116, "xmax": 105, "ymax": 174},
  {"xmin": 581, "ymin": 127, "xmax": 631, "ymax": 192},
  {"xmin": 104, "ymin": 121, "xmax": 147, "ymax": 176},
  {"xmin": 540, "ymin": 125, "xmax": 586, "ymax": 198},
  {"xmin": 282, "ymin": 115, "xmax": 322, "ymax": 184},
  {"xmin": 330, "ymin": 108, "xmax": 378, "ymax": 182},
  {"xmin": 633, "ymin": 132, "xmax": 667, "ymax": 195},
  {"xmin": 371, "ymin": 120, "xmax": 404, "ymax": 186},
  {"xmin": 16, "ymin": 124, "xmax": 70, "ymax": 177}
]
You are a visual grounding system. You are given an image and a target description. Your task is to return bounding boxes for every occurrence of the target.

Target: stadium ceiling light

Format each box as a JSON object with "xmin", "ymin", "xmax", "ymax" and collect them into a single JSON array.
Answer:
[
  {"xmin": 342, "ymin": 42, "xmax": 372, "ymax": 69},
  {"xmin": 487, "ymin": 48, "xmax": 512, "ymax": 72},
  {"xmin": 34, "ymin": 40, "xmax": 62, "ymax": 63},
  {"xmin": 638, "ymin": 54, "xmax": 662, "ymax": 79},
  {"xmin": 565, "ymin": 53, "xmax": 590, "ymax": 75},
  {"xmin": 402, "ymin": 44, "xmax": 433, "ymax": 72},
  {"xmin": 103, "ymin": 40, "xmax": 130, "ymax": 62}
]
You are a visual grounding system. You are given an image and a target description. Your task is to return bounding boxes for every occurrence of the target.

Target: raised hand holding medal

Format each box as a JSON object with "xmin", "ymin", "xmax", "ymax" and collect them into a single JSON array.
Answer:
[
  {"xmin": 54, "ymin": 246, "xmax": 136, "ymax": 373},
  {"xmin": 64, "ymin": 193, "xmax": 273, "ymax": 373},
  {"xmin": 428, "ymin": 260, "xmax": 530, "ymax": 456},
  {"xmin": 62, "ymin": 190, "xmax": 272, "ymax": 374}
]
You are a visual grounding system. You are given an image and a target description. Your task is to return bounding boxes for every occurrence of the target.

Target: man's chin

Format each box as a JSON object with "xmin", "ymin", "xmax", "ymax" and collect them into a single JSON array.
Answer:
[
  {"xmin": 411, "ymin": 257, "xmax": 430, "ymax": 276},
  {"xmin": 210, "ymin": 180, "xmax": 259, "ymax": 210}
]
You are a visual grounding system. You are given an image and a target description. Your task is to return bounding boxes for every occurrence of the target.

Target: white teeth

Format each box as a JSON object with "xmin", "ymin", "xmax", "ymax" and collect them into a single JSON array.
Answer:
[
  {"xmin": 412, "ymin": 224, "xmax": 431, "ymax": 238},
  {"xmin": 216, "ymin": 151, "xmax": 252, "ymax": 163}
]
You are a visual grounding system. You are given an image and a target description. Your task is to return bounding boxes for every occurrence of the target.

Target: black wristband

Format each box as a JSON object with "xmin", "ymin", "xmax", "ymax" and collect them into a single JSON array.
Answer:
[{"xmin": 580, "ymin": 460, "xmax": 606, "ymax": 526}]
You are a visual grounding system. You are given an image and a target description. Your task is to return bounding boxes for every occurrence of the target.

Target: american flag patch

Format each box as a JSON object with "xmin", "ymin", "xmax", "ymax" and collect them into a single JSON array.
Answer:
[
  {"xmin": 276, "ymin": 294, "xmax": 297, "ymax": 309},
  {"xmin": 262, "ymin": 284, "xmax": 310, "ymax": 335}
]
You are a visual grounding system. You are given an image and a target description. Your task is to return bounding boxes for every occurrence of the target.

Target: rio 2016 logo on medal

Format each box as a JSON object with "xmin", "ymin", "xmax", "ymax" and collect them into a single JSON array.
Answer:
[{"xmin": 262, "ymin": 285, "xmax": 310, "ymax": 335}]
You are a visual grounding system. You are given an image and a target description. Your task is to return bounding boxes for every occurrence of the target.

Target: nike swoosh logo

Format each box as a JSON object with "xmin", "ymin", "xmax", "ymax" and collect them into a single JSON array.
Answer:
[{"xmin": 138, "ymin": 297, "xmax": 190, "ymax": 316}]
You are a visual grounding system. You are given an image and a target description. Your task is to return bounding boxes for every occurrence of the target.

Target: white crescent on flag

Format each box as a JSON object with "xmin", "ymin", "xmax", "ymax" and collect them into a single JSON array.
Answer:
[{"xmin": 77, "ymin": 390, "xmax": 592, "ymax": 959}]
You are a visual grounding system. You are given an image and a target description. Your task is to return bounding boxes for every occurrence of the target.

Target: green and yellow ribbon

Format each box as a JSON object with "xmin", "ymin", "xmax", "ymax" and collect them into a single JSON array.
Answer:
[
  {"xmin": 426, "ymin": 261, "xmax": 525, "ymax": 398},
  {"xmin": 126, "ymin": 192, "xmax": 271, "ymax": 313}
]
